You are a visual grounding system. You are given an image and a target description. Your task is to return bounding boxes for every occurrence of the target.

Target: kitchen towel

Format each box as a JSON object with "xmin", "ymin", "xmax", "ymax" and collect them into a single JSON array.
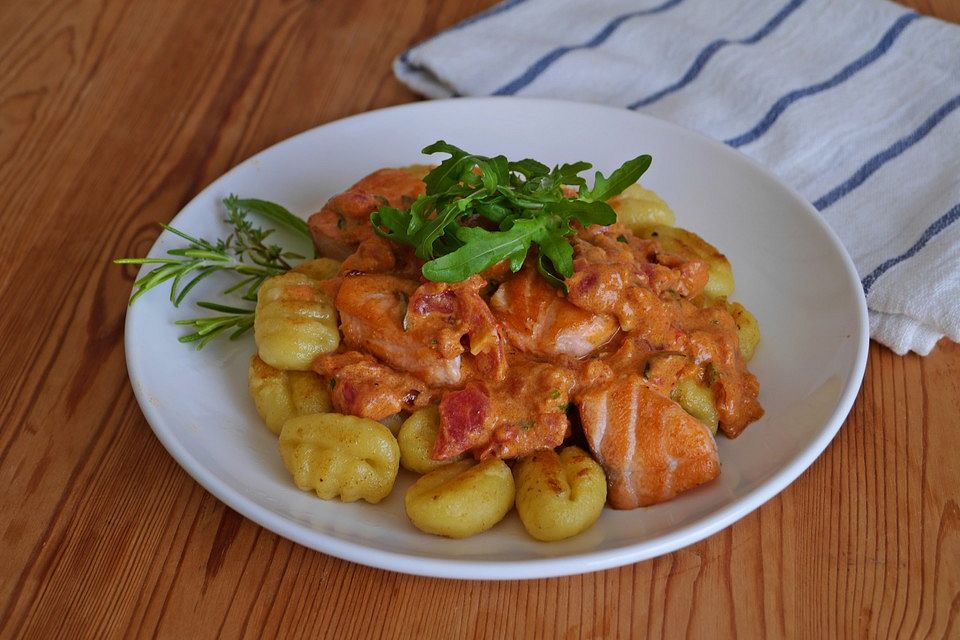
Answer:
[{"xmin": 394, "ymin": 0, "xmax": 960, "ymax": 355}]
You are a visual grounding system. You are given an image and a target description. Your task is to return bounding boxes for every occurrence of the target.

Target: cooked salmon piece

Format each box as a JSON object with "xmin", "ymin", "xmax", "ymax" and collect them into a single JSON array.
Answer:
[
  {"xmin": 308, "ymin": 168, "xmax": 426, "ymax": 259},
  {"xmin": 490, "ymin": 265, "xmax": 618, "ymax": 358},
  {"xmin": 577, "ymin": 374, "xmax": 720, "ymax": 508},
  {"xmin": 571, "ymin": 224, "xmax": 709, "ymax": 299},
  {"xmin": 313, "ymin": 351, "xmax": 434, "ymax": 419},
  {"xmin": 565, "ymin": 225, "xmax": 710, "ymax": 333},
  {"xmin": 406, "ymin": 275, "xmax": 507, "ymax": 383},
  {"xmin": 336, "ymin": 272, "xmax": 507, "ymax": 388},
  {"xmin": 335, "ymin": 274, "xmax": 464, "ymax": 387}
]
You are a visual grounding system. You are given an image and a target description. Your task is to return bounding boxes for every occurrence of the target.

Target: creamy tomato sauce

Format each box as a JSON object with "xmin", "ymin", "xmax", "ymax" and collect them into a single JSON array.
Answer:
[{"xmin": 306, "ymin": 168, "xmax": 763, "ymax": 509}]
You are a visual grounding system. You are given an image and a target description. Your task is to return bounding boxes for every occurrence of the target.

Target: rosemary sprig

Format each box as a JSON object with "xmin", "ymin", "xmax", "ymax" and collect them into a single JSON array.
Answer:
[
  {"xmin": 116, "ymin": 195, "xmax": 312, "ymax": 348},
  {"xmin": 175, "ymin": 302, "xmax": 255, "ymax": 348}
]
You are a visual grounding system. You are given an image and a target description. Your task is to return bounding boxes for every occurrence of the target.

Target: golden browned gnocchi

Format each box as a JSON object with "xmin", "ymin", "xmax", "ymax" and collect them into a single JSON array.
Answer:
[
  {"xmin": 397, "ymin": 406, "xmax": 465, "ymax": 474},
  {"xmin": 671, "ymin": 378, "xmax": 719, "ymax": 434},
  {"xmin": 292, "ymin": 257, "xmax": 341, "ymax": 282},
  {"xmin": 404, "ymin": 458, "xmax": 515, "ymax": 539},
  {"xmin": 610, "ymin": 183, "xmax": 676, "ymax": 231},
  {"xmin": 279, "ymin": 413, "xmax": 399, "ymax": 504},
  {"xmin": 636, "ymin": 225, "xmax": 734, "ymax": 301},
  {"xmin": 254, "ymin": 271, "xmax": 339, "ymax": 370},
  {"xmin": 248, "ymin": 355, "xmax": 333, "ymax": 434},
  {"xmin": 727, "ymin": 301, "xmax": 760, "ymax": 361},
  {"xmin": 513, "ymin": 447, "xmax": 607, "ymax": 542}
]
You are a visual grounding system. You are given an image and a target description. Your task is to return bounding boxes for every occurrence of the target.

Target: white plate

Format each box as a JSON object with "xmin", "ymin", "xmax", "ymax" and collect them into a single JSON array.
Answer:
[{"xmin": 124, "ymin": 97, "xmax": 868, "ymax": 579}]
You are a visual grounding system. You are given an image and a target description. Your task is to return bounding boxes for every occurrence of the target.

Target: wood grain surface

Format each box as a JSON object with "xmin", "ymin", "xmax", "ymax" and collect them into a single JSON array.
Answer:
[{"xmin": 1, "ymin": 0, "xmax": 957, "ymax": 638}]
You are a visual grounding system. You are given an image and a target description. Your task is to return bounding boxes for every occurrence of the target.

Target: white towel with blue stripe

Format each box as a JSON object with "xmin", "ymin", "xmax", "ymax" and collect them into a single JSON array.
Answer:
[{"xmin": 394, "ymin": 0, "xmax": 960, "ymax": 356}]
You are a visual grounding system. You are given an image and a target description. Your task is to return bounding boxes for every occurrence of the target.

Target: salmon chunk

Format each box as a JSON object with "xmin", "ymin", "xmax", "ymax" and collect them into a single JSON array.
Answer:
[
  {"xmin": 335, "ymin": 274, "xmax": 465, "ymax": 387},
  {"xmin": 577, "ymin": 374, "xmax": 720, "ymax": 508},
  {"xmin": 313, "ymin": 351, "xmax": 434, "ymax": 419},
  {"xmin": 490, "ymin": 265, "xmax": 618, "ymax": 358},
  {"xmin": 308, "ymin": 168, "xmax": 426, "ymax": 259}
]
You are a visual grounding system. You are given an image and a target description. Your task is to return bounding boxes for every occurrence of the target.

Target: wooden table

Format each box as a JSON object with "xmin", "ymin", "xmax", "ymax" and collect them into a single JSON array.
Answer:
[{"xmin": 2, "ymin": 1, "xmax": 958, "ymax": 637}]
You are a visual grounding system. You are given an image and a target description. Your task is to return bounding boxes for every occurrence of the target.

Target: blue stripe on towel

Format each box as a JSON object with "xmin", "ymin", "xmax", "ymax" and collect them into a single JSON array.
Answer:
[
  {"xmin": 628, "ymin": 0, "xmax": 806, "ymax": 110},
  {"xmin": 813, "ymin": 92, "xmax": 960, "ymax": 211},
  {"xmin": 725, "ymin": 12, "xmax": 919, "ymax": 148},
  {"xmin": 398, "ymin": 0, "xmax": 531, "ymax": 67},
  {"xmin": 861, "ymin": 202, "xmax": 960, "ymax": 294},
  {"xmin": 491, "ymin": 0, "xmax": 685, "ymax": 96}
]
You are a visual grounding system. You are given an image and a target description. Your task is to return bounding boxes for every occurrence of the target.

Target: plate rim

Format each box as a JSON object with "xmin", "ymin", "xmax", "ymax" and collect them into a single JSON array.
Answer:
[{"xmin": 124, "ymin": 96, "xmax": 870, "ymax": 580}]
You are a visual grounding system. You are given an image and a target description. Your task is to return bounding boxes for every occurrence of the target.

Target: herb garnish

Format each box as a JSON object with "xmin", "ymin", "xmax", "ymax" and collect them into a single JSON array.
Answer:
[
  {"xmin": 115, "ymin": 195, "xmax": 312, "ymax": 347},
  {"xmin": 371, "ymin": 141, "xmax": 651, "ymax": 286}
]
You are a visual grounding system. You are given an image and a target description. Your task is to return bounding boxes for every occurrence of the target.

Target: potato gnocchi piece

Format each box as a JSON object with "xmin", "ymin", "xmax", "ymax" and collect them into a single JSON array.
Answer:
[
  {"xmin": 292, "ymin": 257, "xmax": 341, "ymax": 282},
  {"xmin": 727, "ymin": 301, "xmax": 760, "ymax": 361},
  {"xmin": 609, "ymin": 183, "xmax": 676, "ymax": 231},
  {"xmin": 513, "ymin": 447, "xmax": 607, "ymax": 542},
  {"xmin": 248, "ymin": 355, "xmax": 333, "ymax": 435},
  {"xmin": 405, "ymin": 459, "xmax": 515, "ymax": 539},
  {"xmin": 255, "ymin": 271, "xmax": 339, "ymax": 370},
  {"xmin": 636, "ymin": 225, "xmax": 734, "ymax": 301},
  {"xmin": 397, "ymin": 407, "xmax": 464, "ymax": 474},
  {"xmin": 672, "ymin": 378, "xmax": 720, "ymax": 435},
  {"xmin": 279, "ymin": 413, "xmax": 399, "ymax": 504}
]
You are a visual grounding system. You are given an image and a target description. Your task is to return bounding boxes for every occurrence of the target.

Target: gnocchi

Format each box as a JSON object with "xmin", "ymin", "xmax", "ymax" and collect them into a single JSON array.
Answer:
[
  {"xmin": 728, "ymin": 301, "xmax": 760, "ymax": 361},
  {"xmin": 404, "ymin": 459, "xmax": 515, "ymax": 539},
  {"xmin": 291, "ymin": 257, "xmax": 341, "ymax": 282},
  {"xmin": 279, "ymin": 413, "xmax": 399, "ymax": 504},
  {"xmin": 635, "ymin": 225, "xmax": 734, "ymax": 301},
  {"xmin": 225, "ymin": 158, "xmax": 764, "ymax": 542},
  {"xmin": 672, "ymin": 378, "xmax": 720, "ymax": 434},
  {"xmin": 397, "ymin": 406, "xmax": 464, "ymax": 474},
  {"xmin": 248, "ymin": 355, "xmax": 333, "ymax": 435},
  {"xmin": 513, "ymin": 447, "xmax": 607, "ymax": 542},
  {"xmin": 610, "ymin": 183, "xmax": 676, "ymax": 230},
  {"xmin": 255, "ymin": 271, "xmax": 339, "ymax": 370}
]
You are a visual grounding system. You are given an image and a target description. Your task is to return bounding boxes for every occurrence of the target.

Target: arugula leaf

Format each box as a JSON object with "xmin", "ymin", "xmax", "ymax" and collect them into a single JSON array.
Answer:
[
  {"xmin": 537, "ymin": 226, "xmax": 575, "ymax": 279},
  {"xmin": 369, "ymin": 206, "xmax": 413, "ymax": 244},
  {"xmin": 509, "ymin": 158, "xmax": 550, "ymax": 179},
  {"xmin": 372, "ymin": 142, "xmax": 655, "ymax": 289},
  {"xmin": 586, "ymin": 154, "xmax": 652, "ymax": 202},
  {"xmin": 544, "ymin": 199, "xmax": 617, "ymax": 227},
  {"xmin": 479, "ymin": 155, "xmax": 510, "ymax": 192},
  {"xmin": 421, "ymin": 218, "xmax": 546, "ymax": 282},
  {"xmin": 536, "ymin": 252, "xmax": 568, "ymax": 291},
  {"xmin": 553, "ymin": 162, "xmax": 591, "ymax": 191},
  {"xmin": 421, "ymin": 141, "xmax": 477, "ymax": 193}
]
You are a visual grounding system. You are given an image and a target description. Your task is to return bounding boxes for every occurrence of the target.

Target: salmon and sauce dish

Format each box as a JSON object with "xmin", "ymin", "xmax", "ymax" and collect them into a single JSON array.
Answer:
[{"xmin": 244, "ymin": 143, "xmax": 764, "ymax": 541}]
